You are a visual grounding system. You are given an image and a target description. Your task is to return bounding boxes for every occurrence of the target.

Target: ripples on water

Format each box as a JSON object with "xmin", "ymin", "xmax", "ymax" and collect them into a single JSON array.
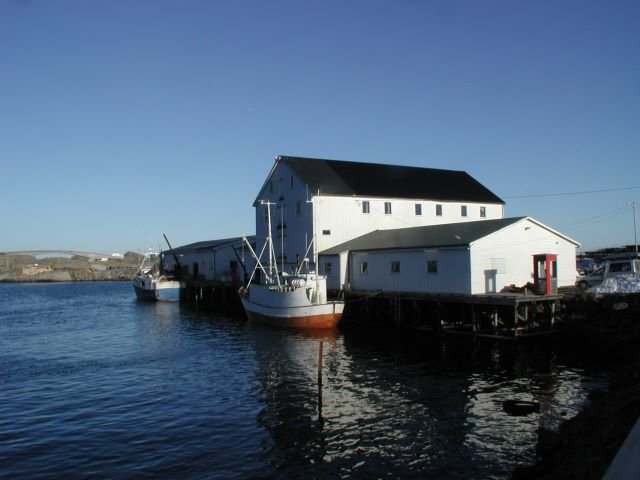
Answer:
[{"xmin": 0, "ymin": 282, "xmax": 607, "ymax": 479}]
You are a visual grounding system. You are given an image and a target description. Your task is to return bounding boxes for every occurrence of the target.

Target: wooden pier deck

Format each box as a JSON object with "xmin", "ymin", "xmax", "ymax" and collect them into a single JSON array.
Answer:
[
  {"xmin": 181, "ymin": 279, "xmax": 564, "ymax": 340},
  {"xmin": 343, "ymin": 290, "xmax": 563, "ymax": 339}
]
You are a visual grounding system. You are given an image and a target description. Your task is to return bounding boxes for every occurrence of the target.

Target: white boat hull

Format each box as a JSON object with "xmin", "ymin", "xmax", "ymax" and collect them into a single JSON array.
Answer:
[
  {"xmin": 133, "ymin": 276, "xmax": 183, "ymax": 302},
  {"xmin": 240, "ymin": 283, "xmax": 344, "ymax": 329}
]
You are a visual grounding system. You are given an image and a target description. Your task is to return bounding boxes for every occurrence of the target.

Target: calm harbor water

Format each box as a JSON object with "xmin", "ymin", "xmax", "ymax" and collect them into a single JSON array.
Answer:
[{"xmin": 1, "ymin": 282, "xmax": 607, "ymax": 479}]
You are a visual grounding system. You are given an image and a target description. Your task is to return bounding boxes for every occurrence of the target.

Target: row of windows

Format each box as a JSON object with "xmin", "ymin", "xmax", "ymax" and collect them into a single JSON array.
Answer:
[
  {"xmin": 267, "ymin": 175, "xmax": 487, "ymax": 219},
  {"xmin": 323, "ymin": 260, "xmax": 439, "ymax": 274},
  {"xmin": 269, "ymin": 200, "xmax": 488, "ymax": 221},
  {"xmin": 362, "ymin": 201, "xmax": 486, "ymax": 218}
]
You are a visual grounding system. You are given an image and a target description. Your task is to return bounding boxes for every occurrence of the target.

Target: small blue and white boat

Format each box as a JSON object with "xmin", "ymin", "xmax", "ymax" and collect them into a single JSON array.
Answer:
[{"xmin": 132, "ymin": 249, "xmax": 184, "ymax": 302}]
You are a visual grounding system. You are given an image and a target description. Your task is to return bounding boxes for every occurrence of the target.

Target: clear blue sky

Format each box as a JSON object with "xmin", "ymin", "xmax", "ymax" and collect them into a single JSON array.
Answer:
[{"xmin": 1, "ymin": 0, "xmax": 638, "ymax": 254}]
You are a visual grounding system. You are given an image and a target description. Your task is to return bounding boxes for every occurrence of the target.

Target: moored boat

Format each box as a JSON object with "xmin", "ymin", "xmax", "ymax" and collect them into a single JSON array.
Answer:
[
  {"xmin": 239, "ymin": 274, "xmax": 343, "ymax": 328},
  {"xmin": 238, "ymin": 201, "xmax": 344, "ymax": 329},
  {"xmin": 132, "ymin": 243, "xmax": 184, "ymax": 302}
]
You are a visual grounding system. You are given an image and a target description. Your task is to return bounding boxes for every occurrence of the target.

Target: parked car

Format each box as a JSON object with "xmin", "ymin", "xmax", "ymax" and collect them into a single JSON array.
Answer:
[
  {"xmin": 605, "ymin": 257, "xmax": 640, "ymax": 276},
  {"xmin": 575, "ymin": 266, "xmax": 604, "ymax": 289},
  {"xmin": 575, "ymin": 255, "xmax": 640, "ymax": 290}
]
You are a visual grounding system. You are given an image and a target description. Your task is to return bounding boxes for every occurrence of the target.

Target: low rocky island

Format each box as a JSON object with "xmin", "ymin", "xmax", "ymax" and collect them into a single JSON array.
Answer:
[{"xmin": 0, "ymin": 252, "xmax": 143, "ymax": 282}]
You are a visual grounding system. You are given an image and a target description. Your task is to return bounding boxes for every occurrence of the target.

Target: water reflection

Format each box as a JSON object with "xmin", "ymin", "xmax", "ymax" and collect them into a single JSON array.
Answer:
[
  {"xmin": 0, "ymin": 282, "xmax": 607, "ymax": 480},
  {"xmin": 251, "ymin": 328, "xmax": 606, "ymax": 479}
]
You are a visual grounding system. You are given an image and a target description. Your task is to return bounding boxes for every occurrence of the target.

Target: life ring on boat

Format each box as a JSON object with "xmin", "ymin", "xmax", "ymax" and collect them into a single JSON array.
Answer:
[{"xmin": 502, "ymin": 400, "xmax": 540, "ymax": 416}]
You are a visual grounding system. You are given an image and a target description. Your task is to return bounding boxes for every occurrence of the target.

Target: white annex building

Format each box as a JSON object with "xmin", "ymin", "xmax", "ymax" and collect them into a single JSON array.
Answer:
[
  {"xmin": 249, "ymin": 155, "xmax": 579, "ymax": 295},
  {"xmin": 321, "ymin": 217, "xmax": 579, "ymax": 294}
]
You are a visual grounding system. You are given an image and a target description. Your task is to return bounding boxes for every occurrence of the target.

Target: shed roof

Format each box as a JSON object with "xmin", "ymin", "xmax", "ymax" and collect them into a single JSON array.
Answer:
[
  {"xmin": 170, "ymin": 236, "xmax": 255, "ymax": 254},
  {"xmin": 258, "ymin": 156, "xmax": 504, "ymax": 204},
  {"xmin": 321, "ymin": 218, "xmax": 525, "ymax": 255}
]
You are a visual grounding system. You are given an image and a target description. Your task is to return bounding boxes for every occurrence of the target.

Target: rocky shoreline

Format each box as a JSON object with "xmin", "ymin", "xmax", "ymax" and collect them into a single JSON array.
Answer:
[{"xmin": 0, "ymin": 252, "xmax": 143, "ymax": 283}]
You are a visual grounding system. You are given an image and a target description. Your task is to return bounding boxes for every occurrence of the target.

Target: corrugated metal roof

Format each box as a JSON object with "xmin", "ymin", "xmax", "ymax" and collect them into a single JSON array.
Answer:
[
  {"xmin": 321, "ymin": 218, "xmax": 525, "ymax": 255},
  {"xmin": 276, "ymin": 155, "xmax": 505, "ymax": 204}
]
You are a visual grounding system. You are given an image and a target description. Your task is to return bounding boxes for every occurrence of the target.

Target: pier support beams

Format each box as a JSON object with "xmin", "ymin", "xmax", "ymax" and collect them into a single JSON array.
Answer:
[
  {"xmin": 182, "ymin": 280, "xmax": 245, "ymax": 317},
  {"xmin": 343, "ymin": 291, "xmax": 562, "ymax": 339}
]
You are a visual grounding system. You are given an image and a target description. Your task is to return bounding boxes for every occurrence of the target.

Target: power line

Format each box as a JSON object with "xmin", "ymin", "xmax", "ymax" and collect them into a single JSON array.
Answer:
[
  {"xmin": 559, "ymin": 205, "xmax": 629, "ymax": 230},
  {"xmin": 503, "ymin": 186, "xmax": 640, "ymax": 199}
]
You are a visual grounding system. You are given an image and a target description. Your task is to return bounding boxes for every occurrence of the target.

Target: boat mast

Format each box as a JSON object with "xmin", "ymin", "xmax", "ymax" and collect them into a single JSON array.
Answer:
[
  {"xmin": 162, "ymin": 233, "xmax": 181, "ymax": 277},
  {"xmin": 312, "ymin": 192, "xmax": 320, "ymax": 304},
  {"xmin": 281, "ymin": 198, "xmax": 285, "ymax": 275},
  {"xmin": 262, "ymin": 200, "xmax": 280, "ymax": 286}
]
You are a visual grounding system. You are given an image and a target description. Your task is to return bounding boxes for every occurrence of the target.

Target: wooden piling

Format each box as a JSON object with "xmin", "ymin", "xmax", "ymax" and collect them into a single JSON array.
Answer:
[{"xmin": 343, "ymin": 290, "xmax": 562, "ymax": 339}]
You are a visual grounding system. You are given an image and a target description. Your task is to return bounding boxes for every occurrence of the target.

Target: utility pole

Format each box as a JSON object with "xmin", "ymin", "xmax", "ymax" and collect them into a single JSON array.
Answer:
[{"xmin": 630, "ymin": 201, "xmax": 638, "ymax": 254}]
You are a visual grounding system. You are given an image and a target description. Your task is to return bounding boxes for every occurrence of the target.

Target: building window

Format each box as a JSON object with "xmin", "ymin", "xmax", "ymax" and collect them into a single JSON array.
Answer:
[
  {"xmin": 415, "ymin": 203, "xmax": 422, "ymax": 216},
  {"xmin": 269, "ymin": 181, "xmax": 273, "ymax": 193},
  {"xmin": 362, "ymin": 201, "xmax": 370, "ymax": 214},
  {"xmin": 322, "ymin": 229, "xmax": 331, "ymax": 235},
  {"xmin": 461, "ymin": 205, "xmax": 467, "ymax": 217},
  {"xmin": 360, "ymin": 261, "xmax": 368, "ymax": 274},
  {"xmin": 324, "ymin": 262, "xmax": 332, "ymax": 274},
  {"xmin": 436, "ymin": 204, "xmax": 443, "ymax": 216},
  {"xmin": 480, "ymin": 206, "xmax": 486, "ymax": 218},
  {"xmin": 290, "ymin": 176, "xmax": 294, "ymax": 189},
  {"xmin": 391, "ymin": 261, "xmax": 400, "ymax": 273},
  {"xmin": 385, "ymin": 202, "xmax": 392, "ymax": 215},
  {"xmin": 296, "ymin": 201, "xmax": 302, "ymax": 216},
  {"xmin": 427, "ymin": 260, "xmax": 438, "ymax": 273}
]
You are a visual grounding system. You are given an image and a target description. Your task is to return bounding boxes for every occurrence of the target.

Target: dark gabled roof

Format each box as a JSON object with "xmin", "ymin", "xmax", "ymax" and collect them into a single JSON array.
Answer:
[
  {"xmin": 321, "ymin": 218, "xmax": 525, "ymax": 255},
  {"xmin": 171, "ymin": 236, "xmax": 255, "ymax": 254},
  {"xmin": 275, "ymin": 155, "xmax": 504, "ymax": 204}
]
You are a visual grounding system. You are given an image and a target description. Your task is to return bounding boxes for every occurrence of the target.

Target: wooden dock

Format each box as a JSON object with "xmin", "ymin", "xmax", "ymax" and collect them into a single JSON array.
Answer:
[
  {"xmin": 181, "ymin": 279, "xmax": 564, "ymax": 340},
  {"xmin": 343, "ymin": 290, "xmax": 563, "ymax": 339},
  {"xmin": 182, "ymin": 279, "xmax": 245, "ymax": 317}
]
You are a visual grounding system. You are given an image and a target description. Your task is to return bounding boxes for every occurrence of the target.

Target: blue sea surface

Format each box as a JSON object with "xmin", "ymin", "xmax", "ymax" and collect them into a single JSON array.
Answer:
[{"xmin": 0, "ymin": 282, "xmax": 606, "ymax": 479}]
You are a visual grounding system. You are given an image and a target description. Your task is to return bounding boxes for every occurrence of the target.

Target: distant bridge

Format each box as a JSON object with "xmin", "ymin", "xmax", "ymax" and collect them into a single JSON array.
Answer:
[{"xmin": 0, "ymin": 250, "xmax": 125, "ymax": 260}]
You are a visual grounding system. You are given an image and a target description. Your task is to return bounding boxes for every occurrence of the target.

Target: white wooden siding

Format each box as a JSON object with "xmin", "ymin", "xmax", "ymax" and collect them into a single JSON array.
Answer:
[
  {"xmin": 314, "ymin": 196, "xmax": 504, "ymax": 254},
  {"xmin": 255, "ymin": 162, "xmax": 314, "ymax": 272},
  {"xmin": 348, "ymin": 249, "xmax": 472, "ymax": 294},
  {"xmin": 329, "ymin": 218, "xmax": 577, "ymax": 295},
  {"xmin": 469, "ymin": 219, "xmax": 577, "ymax": 293},
  {"xmin": 320, "ymin": 254, "xmax": 341, "ymax": 290}
]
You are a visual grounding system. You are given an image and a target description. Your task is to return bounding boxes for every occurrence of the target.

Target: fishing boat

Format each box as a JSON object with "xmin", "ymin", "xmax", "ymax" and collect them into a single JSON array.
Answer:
[
  {"xmin": 132, "ymin": 235, "xmax": 184, "ymax": 302},
  {"xmin": 238, "ymin": 201, "xmax": 344, "ymax": 329}
]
